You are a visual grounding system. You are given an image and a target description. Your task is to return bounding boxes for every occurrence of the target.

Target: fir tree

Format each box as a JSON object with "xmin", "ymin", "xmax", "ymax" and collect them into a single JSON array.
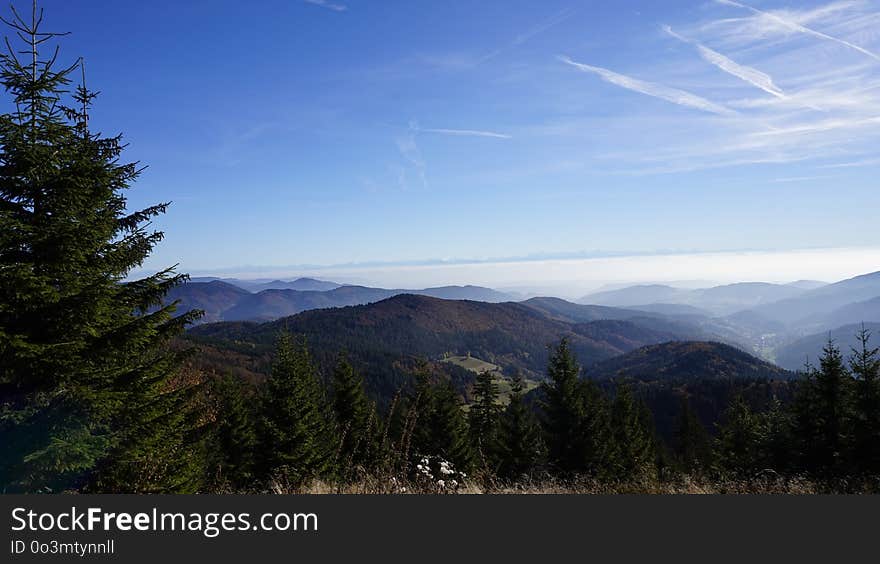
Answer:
[
  {"xmin": 540, "ymin": 338, "xmax": 585, "ymax": 473},
  {"xmin": 0, "ymin": 2, "xmax": 202, "ymax": 492},
  {"xmin": 498, "ymin": 374, "xmax": 544, "ymax": 480},
  {"xmin": 673, "ymin": 397, "xmax": 712, "ymax": 474},
  {"xmin": 468, "ymin": 369, "xmax": 502, "ymax": 472},
  {"xmin": 794, "ymin": 340, "xmax": 853, "ymax": 474},
  {"xmin": 850, "ymin": 327, "xmax": 880, "ymax": 473},
  {"xmin": 209, "ymin": 372, "xmax": 257, "ymax": 489},
  {"xmin": 258, "ymin": 334, "xmax": 336, "ymax": 485},
  {"xmin": 576, "ymin": 379, "xmax": 617, "ymax": 477},
  {"xmin": 714, "ymin": 395, "xmax": 761, "ymax": 476},
  {"xmin": 332, "ymin": 354, "xmax": 381, "ymax": 473},
  {"xmin": 756, "ymin": 396, "xmax": 793, "ymax": 473},
  {"xmin": 424, "ymin": 380, "xmax": 474, "ymax": 472},
  {"xmin": 611, "ymin": 383, "xmax": 654, "ymax": 478}
]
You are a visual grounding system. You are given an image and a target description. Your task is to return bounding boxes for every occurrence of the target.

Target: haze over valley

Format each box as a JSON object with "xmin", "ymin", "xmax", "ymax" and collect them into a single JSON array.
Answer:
[{"xmin": 171, "ymin": 268, "xmax": 880, "ymax": 372}]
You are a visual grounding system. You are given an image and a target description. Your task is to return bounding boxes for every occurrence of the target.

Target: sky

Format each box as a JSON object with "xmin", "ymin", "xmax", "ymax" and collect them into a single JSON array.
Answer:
[{"xmin": 11, "ymin": 0, "xmax": 880, "ymax": 289}]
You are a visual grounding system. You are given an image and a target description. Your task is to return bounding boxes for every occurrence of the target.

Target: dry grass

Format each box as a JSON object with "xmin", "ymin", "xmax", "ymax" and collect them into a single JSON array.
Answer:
[{"xmin": 268, "ymin": 473, "xmax": 835, "ymax": 495}]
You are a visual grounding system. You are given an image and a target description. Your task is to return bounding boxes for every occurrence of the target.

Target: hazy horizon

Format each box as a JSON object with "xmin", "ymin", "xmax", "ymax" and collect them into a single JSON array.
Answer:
[{"xmin": 159, "ymin": 246, "xmax": 880, "ymax": 297}]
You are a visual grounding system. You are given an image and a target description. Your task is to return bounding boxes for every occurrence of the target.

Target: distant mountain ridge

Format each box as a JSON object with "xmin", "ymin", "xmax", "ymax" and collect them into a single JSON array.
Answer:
[
  {"xmin": 588, "ymin": 341, "xmax": 795, "ymax": 382},
  {"xmin": 187, "ymin": 293, "xmax": 722, "ymax": 386},
  {"xmin": 580, "ymin": 281, "xmax": 810, "ymax": 315},
  {"xmin": 167, "ymin": 280, "xmax": 517, "ymax": 323},
  {"xmin": 748, "ymin": 271, "xmax": 880, "ymax": 326},
  {"xmin": 775, "ymin": 322, "xmax": 880, "ymax": 371}
]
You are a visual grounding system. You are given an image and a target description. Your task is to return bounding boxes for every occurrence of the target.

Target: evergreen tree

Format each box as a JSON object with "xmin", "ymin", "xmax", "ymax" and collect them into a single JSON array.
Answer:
[
  {"xmin": 575, "ymin": 379, "xmax": 617, "ymax": 477},
  {"xmin": 611, "ymin": 383, "xmax": 654, "ymax": 478},
  {"xmin": 0, "ymin": 3, "xmax": 202, "ymax": 492},
  {"xmin": 209, "ymin": 372, "xmax": 257, "ymax": 489},
  {"xmin": 498, "ymin": 374, "xmax": 544, "ymax": 480},
  {"xmin": 540, "ymin": 338, "xmax": 617, "ymax": 476},
  {"xmin": 714, "ymin": 395, "xmax": 761, "ymax": 476},
  {"xmin": 850, "ymin": 327, "xmax": 880, "ymax": 473},
  {"xmin": 424, "ymin": 379, "xmax": 474, "ymax": 472},
  {"xmin": 794, "ymin": 341, "xmax": 853, "ymax": 474},
  {"xmin": 540, "ymin": 338, "xmax": 585, "ymax": 473},
  {"xmin": 332, "ymin": 354, "xmax": 381, "ymax": 473},
  {"xmin": 468, "ymin": 369, "xmax": 502, "ymax": 472},
  {"xmin": 258, "ymin": 334, "xmax": 336, "ymax": 485},
  {"xmin": 756, "ymin": 396, "xmax": 793, "ymax": 473},
  {"xmin": 673, "ymin": 397, "xmax": 712, "ymax": 474},
  {"xmin": 407, "ymin": 361, "xmax": 437, "ymax": 460}
]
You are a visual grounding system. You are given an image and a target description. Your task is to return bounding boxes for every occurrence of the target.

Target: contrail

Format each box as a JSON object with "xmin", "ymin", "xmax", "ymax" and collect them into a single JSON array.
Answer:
[
  {"xmin": 716, "ymin": 0, "xmax": 880, "ymax": 62},
  {"xmin": 559, "ymin": 55, "xmax": 736, "ymax": 116},
  {"xmin": 417, "ymin": 128, "xmax": 512, "ymax": 139},
  {"xmin": 664, "ymin": 25, "xmax": 786, "ymax": 98}
]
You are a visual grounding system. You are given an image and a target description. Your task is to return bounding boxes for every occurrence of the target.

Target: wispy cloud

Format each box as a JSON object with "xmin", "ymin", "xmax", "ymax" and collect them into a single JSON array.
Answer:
[
  {"xmin": 663, "ymin": 25, "xmax": 786, "ymax": 99},
  {"xmin": 415, "ymin": 127, "xmax": 512, "ymax": 139},
  {"xmin": 477, "ymin": 6, "xmax": 578, "ymax": 66},
  {"xmin": 716, "ymin": 0, "xmax": 880, "ymax": 61},
  {"xmin": 558, "ymin": 55, "xmax": 737, "ymax": 116},
  {"xmin": 552, "ymin": 1, "xmax": 880, "ymax": 174},
  {"xmin": 303, "ymin": 0, "xmax": 346, "ymax": 12}
]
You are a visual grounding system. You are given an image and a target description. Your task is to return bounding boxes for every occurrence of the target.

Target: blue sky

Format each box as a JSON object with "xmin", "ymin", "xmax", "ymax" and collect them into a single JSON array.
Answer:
[{"xmin": 16, "ymin": 1, "xmax": 880, "ymax": 287}]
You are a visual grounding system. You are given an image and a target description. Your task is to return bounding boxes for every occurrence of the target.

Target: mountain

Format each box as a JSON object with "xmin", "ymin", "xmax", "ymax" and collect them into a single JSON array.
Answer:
[
  {"xmin": 521, "ymin": 297, "xmax": 647, "ymax": 323},
  {"xmin": 164, "ymin": 280, "xmax": 251, "ymax": 323},
  {"xmin": 414, "ymin": 285, "xmax": 513, "ymax": 302},
  {"xmin": 625, "ymin": 303, "xmax": 712, "ymax": 317},
  {"xmin": 812, "ymin": 297, "xmax": 880, "ymax": 331},
  {"xmin": 750, "ymin": 271, "xmax": 880, "ymax": 325},
  {"xmin": 774, "ymin": 322, "xmax": 880, "ymax": 371},
  {"xmin": 166, "ymin": 282, "xmax": 516, "ymax": 323},
  {"xmin": 572, "ymin": 342, "xmax": 797, "ymax": 444},
  {"xmin": 223, "ymin": 285, "xmax": 398, "ymax": 321},
  {"xmin": 250, "ymin": 277, "xmax": 341, "ymax": 292},
  {"xmin": 581, "ymin": 281, "xmax": 808, "ymax": 315},
  {"xmin": 580, "ymin": 285, "xmax": 688, "ymax": 307},
  {"xmin": 693, "ymin": 282, "xmax": 805, "ymax": 313},
  {"xmin": 588, "ymin": 341, "xmax": 795, "ymax": 382},
  {"xmin": 786, "ymin": 280, "xmax": 828, "ymax": 290},
  {"xmin": 187, "ymin": 294, "xmax": 713, "ymax": 399}
]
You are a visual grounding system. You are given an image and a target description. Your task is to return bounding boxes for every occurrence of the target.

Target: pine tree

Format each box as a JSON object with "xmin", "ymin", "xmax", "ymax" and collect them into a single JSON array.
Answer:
[
  {"xmin": 332, "ymin": 354, "xmax": 381, "ymax": 473},
  {"xmin": 794, "ymin": 340, "xmax": 853, "ymax": 474},
  {"xmin": 611, "ymin": 383, "xmax": 654, "ymax": 478},
  {"xmin": 498, "ymin": 374, "xmax": 544, "ymax": 480},
  {"xmin": 424, "ymin": 379, "xmax": 474, "ymax": 472},
  {"xmin": 714, "ymin": 395, "xmax": 761, "ymax": 476},
  {"xmin": 576, "ymin": 379, "xmax": 617, "ymax": 477},
  {"xmin": 209, "ymin": 372, "xmax": 257, "ymax": 489},
  {"xmin": 540, "ymin": 338, "xmax": 585, "ymax": 473},
  {"xmin": 406, "ymin": 361, "xmax": 437, "ymax": 461},
  {"xmin": 468, "ymin": 369, "xmax": 502, "ymax": 472},
  {"xmin": 673, "ymin": 397, "xmax": 712, "ymax": 474},
  {"xmin": 756, "ymin": 396, "xmax": 793, "ymax": 473},
  {"xmin": 0, "ymin": 3, "xmax": 202, "ymax": 492},
  {"xmin": 850, "ymin": 327, "xmax": 880, "ymax": 473},
  {"xmin": 258, "ymin": 335, "xmax": 336, "ymax": 485}
]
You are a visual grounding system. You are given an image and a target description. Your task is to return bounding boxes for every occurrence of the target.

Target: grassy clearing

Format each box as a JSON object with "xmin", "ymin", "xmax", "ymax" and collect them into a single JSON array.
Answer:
[
  {"xmin": 441, "ymin": 354, "xmax": 540, "ymax": 405},
  {"xmin": 441, "ymin": 354, "xmax": 499, "ymax": 374}
]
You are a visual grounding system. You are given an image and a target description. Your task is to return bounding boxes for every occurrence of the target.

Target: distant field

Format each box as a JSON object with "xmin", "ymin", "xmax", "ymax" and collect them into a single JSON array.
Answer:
[
  {"xmin": 441, "ymin": 354, "xmax": 539, "ymax": 406},
  {"xmin": 441, "ymin": 355, "xmax": 499, "ymax": 374}
]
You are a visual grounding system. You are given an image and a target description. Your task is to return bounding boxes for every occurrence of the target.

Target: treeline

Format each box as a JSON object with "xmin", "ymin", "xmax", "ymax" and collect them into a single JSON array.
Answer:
[{"xmin": 192, "ymin": 328, "xmax": 880, "ymax": 493}]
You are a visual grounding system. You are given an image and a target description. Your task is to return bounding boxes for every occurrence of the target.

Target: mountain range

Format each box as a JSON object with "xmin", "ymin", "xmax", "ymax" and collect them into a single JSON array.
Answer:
[
  {"xmin": 177, "ymin": 269, "xmax": 880, "ymax": 374},
  {"xmin": 186, "ymin": 296, "xmax": 800, "ymax": 437},
  {"xmin": 188, "ymin": 293, "xmax": 719, "ymax": 381},
  {"xmin": 168, "ymin": 280, "xmax": 515, "ymax": 323}
]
